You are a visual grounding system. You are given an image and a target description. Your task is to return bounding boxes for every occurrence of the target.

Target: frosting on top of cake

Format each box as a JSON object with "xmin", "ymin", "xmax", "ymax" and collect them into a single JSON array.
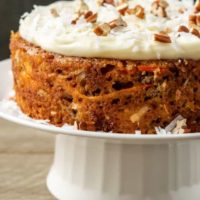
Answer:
[{"xmin": 19, "ymin": 0, "xmax": 200, "ymax": 60}]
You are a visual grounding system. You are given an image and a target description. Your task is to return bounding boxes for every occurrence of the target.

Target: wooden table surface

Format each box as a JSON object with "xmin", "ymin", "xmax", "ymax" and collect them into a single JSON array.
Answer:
[{"xmin": 0, "ymin": 118, "xmax": 56, "ymax": 200}]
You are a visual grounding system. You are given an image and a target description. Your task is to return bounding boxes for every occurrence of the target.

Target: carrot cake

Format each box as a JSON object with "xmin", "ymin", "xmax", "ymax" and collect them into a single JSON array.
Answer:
[{"xmin": 10, "ymin": 0, "xmax": 200, "ymax": 134}]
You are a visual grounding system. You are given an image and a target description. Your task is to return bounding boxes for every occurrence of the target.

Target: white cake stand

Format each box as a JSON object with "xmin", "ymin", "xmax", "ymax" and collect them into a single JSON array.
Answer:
[{"xmin": 1, "ymin": 59, "xmax": 200, "ymax": 200}]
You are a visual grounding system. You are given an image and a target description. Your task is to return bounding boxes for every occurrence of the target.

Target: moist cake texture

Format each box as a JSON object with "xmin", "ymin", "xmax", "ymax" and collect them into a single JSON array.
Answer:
[{"xmin": 10, "ymin": 0, "xmax": 200, "ymax": 134}]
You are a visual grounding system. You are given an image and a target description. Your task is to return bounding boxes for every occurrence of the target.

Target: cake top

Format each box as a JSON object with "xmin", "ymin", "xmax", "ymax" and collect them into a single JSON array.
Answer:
[{"xmin": 19, "ymin": 0, "xmax": 200, "ymax": 60}]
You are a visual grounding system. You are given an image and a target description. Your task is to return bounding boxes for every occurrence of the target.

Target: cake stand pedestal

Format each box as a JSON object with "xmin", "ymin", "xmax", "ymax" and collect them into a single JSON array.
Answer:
[{"xmin": 47, "ymin": 134, "xmax": 200, "ymax": 200}]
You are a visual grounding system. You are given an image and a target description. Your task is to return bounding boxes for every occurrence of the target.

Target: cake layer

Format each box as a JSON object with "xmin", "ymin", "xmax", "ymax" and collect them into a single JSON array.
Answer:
[
  {"xmin": 19, "ymin": 0, "xmax": 200, "ymax": 60},
  {"xmin": 10, "ymin": 33, "xmax": 200, "ymax": 134}
]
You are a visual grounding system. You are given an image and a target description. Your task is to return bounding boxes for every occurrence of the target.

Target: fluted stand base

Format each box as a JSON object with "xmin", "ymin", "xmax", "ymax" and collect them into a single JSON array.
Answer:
[{"xmin": 47, "ymin": 134, "xmax": 200, "ymax": 200}]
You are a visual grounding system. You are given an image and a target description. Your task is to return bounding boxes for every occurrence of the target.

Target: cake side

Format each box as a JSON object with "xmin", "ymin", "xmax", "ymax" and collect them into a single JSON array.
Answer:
[{"xmin": 10, "ymin": 33, "xmax": 200, "ymax": 134}]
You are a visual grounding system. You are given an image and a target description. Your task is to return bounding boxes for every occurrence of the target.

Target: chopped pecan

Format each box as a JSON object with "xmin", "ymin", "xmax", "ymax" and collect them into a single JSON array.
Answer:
[
  {"xmin": 178, "ymin": 7, "xmax": 186, "ymax": 14},
  {"xmin": 197, "ymin": 16, "xmax": 200, "ymax": 26},
  {"xmin": 151, "ymin": 0, "xmax": 168, "ymax": 9},
  {"xmin": 119, "ymin": 0, "xmax": 128, "ymax": 3},
  {"xmin": 190, "ymin": 28, "xmax": 200, "ymax": 38},
  {"xmin": 71, "ymin": 14, "xmax": 80, "ymax": 25},
  {"xmin": 195, "ymin": 0, "xmax": 200, "ymax": 13},
  {"xmin": 127, "ymin": 5, "xmax": 145, "ymax": 19},
  {"xmin": 87, "ymin": 13, "xmax": 98, "ymax": 23},
  {"xmin": 71, "ymin": 19, "xmax": 78, "ymax": 25},
  {"xmin": 151, "ymin": 0, "xmax": 169, "ymax": 18},
  {"xmin": 51, "ymin": 8, "xmax": 59, "ymax": 17},
  {"xmin": 108, "ymin": 16, "xmax": 127, "ymax": 29},
  {"xmin": 77, "ymin": 0, "xmax": 89, "ymax": 15},
  {"xmin": 84, "ymin": 11, "xmax": 93, "ymax": 19},
  {"xmin": 189, "ymin": 15, "xmax": 200, "ymax": 27},
  {"xmin": 93, "ymin": 23, "xmax": 111, "ymax": 36},
  {"xmin": 84, "ymin": 11, "xmax": 98, "ymax": 23},
  {"xmin": 97, "ymin": 0, "xmax": 114, "ymax": 6},
  {"xmin": 154, "ymin": 33, "xmax": 172, "ymax": 43},
  {"xmin": 162, "ymin": 27, "xmax": 172, "ymax": 34},
  {"xmin": 117, "ymin": 3, "xmax": 129, "ymax": 15},
  {"xmin": 71, "ymin": 0, "xmax": 89, "ymax": 24},
  {"xmin": 178, "ymin": 25, "xmax": 189, "ymax": 33}
]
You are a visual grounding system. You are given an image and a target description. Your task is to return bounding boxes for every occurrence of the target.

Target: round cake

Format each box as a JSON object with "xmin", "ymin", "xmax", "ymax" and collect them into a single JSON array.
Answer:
[{"xmin": 10, "ymin": 0, "xmax": 200, "ymax": 134}]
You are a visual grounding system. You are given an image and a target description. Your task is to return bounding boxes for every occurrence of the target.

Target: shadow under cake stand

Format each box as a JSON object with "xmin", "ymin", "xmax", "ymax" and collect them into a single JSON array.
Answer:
[{"xmin": 1, "ymin": 59, "xmax": 200, "ymax": 200}]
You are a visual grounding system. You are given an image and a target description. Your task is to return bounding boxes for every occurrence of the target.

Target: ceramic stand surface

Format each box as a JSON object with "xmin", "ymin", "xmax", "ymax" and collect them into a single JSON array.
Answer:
[{"xmin": 47, "ymin": 135, "xmax": 200, "ymax": 200}]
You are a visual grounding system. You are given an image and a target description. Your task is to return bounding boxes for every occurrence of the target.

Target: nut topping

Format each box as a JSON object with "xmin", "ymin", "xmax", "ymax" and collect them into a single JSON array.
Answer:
[
  {"xmin": 158, "ymin": 0, "xmax": 169, "ymax": 9},
  {"xmin": 127, "ymin": 5, "xmax": 145, "ymax": 19},
  {"xmin": 117, "ymin": 3, "xmax": 129, "ymax": 15},
  {"xmin": 178, "ymin": 25, "xmax": 189, "ymax": 33},
  {"xmin": 195, "ymin": 0, "xmax": 200, "ymax": 13},
  {"xmin": 77, "ymin": 0, "xmax": 89, "ymax": 15},
  {"xmin": 197, "ymin": 16, "xmax": 200, "ymax": 26},
  {"xmin": 97, "ymin": 0, "xmax": 114, "ymax": 6},
  {"xmin": 71, "ymin": 15, "xmax": 80, "ymax": 25},
  {"xmin": 154, "ymin": 32, "xmax": 172, "ymax": 43},
  {"xmin": 189, "ymin": 15, "xmax": 200, "ymax": 27},
  {"xmin": 162, "ymin": 27, "xmax": 172, "ymax": 34},
  {"xmin": 84, "ymin": 11, "xmax": 98, "ymax": 23},
  {"xmin": 108, "ymin": 17, "xmax": 127, "ymax": 29},
  {"xmin": 178, "ymin": 7, "xmax": 186, "ymax": 14},
  {"xmin": 86, "ymin": 13, "xmax": 98, "ymax": 23},
  {"xmin": 93, "ymin": 23, "xmax": 111, "ymax": 36},
  {"xmin": 190, "ymin": 28, "xmax": 200, "ymax": 38},
  {"xmin": 51, "ymin": 8, "xmax": 59, "ymax": 17},
  {"xmin": 71, "ymin": 0, "xmax": 89, "ymax": 24},
  {"xmin": 84, "ymin": 11, "xmax": 93, "ymax": 19},
  {"xmin": 118, "ymin": 0, "xmax": 128, "ymax": 4},
  {"xmin": 151, "ymin": 0, "xmax": 169, "ymax": 18}
]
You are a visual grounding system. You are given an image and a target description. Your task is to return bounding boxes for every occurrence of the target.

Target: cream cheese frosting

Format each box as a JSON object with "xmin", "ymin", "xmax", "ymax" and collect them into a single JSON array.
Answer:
[{"xmin": 19, "ymin": 0, "xmax": 200, "ymax": 60}]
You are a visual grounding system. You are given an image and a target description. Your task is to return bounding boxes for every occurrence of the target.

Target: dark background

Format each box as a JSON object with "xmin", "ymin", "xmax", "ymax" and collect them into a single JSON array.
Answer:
[{"xmin": 0, "ymin": 0, "xmax": 57, "ymax": 60}]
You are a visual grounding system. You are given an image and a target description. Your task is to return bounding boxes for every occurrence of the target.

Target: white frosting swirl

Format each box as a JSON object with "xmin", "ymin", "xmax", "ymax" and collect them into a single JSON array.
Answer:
[{"xmin": 19, "ymin": 0, "xmax": 200, "ymax": 60}]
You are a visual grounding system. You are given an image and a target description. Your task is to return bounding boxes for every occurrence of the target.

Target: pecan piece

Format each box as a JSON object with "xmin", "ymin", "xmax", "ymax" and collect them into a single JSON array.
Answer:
[
  {"xmin": 71, "ymin": 15, "xmax": 80, "ymax": 25},
  {"xmin": 108, "ymin": 16, "xmax": 127, "ymax": 29},
  {"xmin": 189, "ymin": 15, "xmax": 196, "ymax": 27},
  {"xmin": 154, "ymin": 33, "xmax": 171, "ymax": 43},
  {"xmin": 151, "ymin": 0, "xmax": 169, "ymax": 18},
  {"xmin": 162, "ymin": 27, "xmax": 172, "ymax": 34},
  {"xmin": 117, "ymin": 3, "xmax": 129, "ymax": 15},
  {"xmin": 178, "ymin": 25, "xmax": 189, "ymax": 33},
  {"xmin": 195, "ymin": 0, "xmax": 200, "ymax": 13},
  {"xmin": 84, "ymin": 11, "xmax": 98, "ymax": 23},
  {"xmin": 50, "ymin": 8, "xmax": 59, "ymax": 17},
  {"xmin": 197, "ymin": 16, "xmax": 200, "ymax": 26},
  {"xmin": 84, "ymin": 11, "xmax": 93, "ymax": 19},
  {"xmin": 127, "ymin": 5, "xmax": 145, "ymax": 19},
  {"xmin": 190, "ymin": 28, "xmax": 200, "ymax": 38},
  {"xmin": 71, "ymin": 0, "xmax": 89, "ymax": 24},
  {"xmin": 97, "ymin": 0, "xmax": 114, "ymax": 6},
  {"xmin": 93, "ymin": 23, "xmax": 111, "ymax": 36},
  {"xmin": 189, "ymin": 15, "xmax": 200, "ymax": 28},
  {"xmin": 178, "ymin": 7, "xmax": 186, "ymax": 14},
  {"xmin": 77, "ymin": 0, "xmax": 89, "ymax": 14},
  {"xmin": 118, "ymin": 0, "xmax": 128, "ymax": 3}
]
